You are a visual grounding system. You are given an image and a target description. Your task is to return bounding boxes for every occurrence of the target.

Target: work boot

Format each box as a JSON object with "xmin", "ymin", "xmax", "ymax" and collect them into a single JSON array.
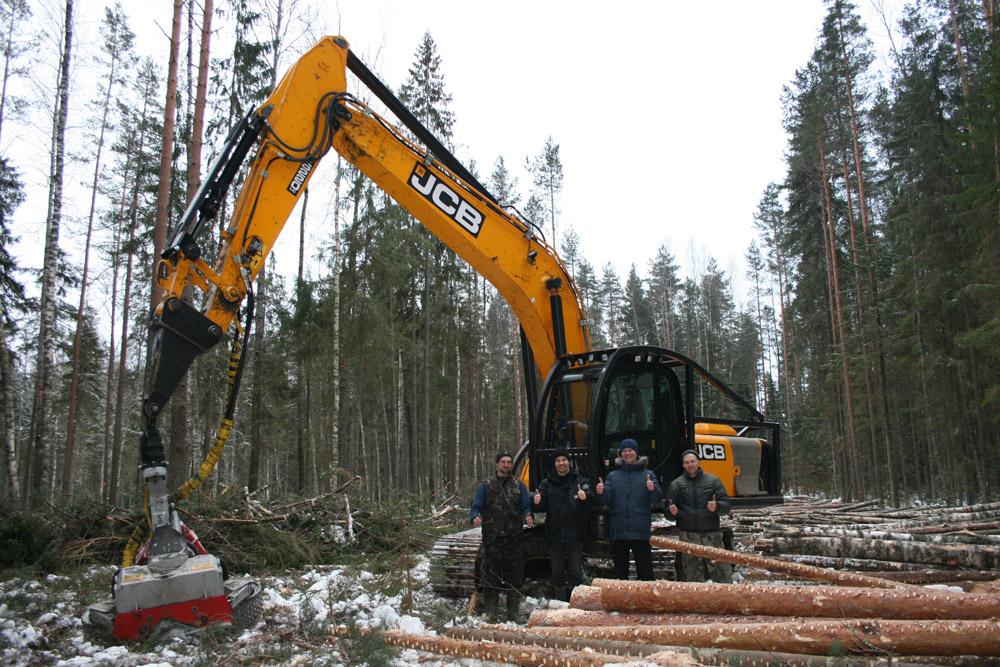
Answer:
[{"xmin": 505, "ymin": 594, "xmax": 520, "ymax": 623}]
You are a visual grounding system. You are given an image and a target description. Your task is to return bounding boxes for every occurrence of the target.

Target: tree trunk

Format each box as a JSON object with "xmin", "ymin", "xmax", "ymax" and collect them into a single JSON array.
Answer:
[
  {"xmin": 834, "ymin": 15, "xmax": 896, "ymax": 504},
  {"xmin": 151, "ymin": 0, "xmax": 183, "ymax": 311},
  {"xmin": 29, "ymin": 0, "xmax": 74, "ymax": 506},
  {"xmin": 818, "ymin": 138, "xmax": 861, "ymax": 499},
  {"xmin": 101, "ymin": 196, "xmax": 124, "ymax": 500},
  {"xmin": 250, "ymin": 262, "xmax": 267, "ymax": 492},
  {"xmin": 108, "ymin": 210, "xmax": 137, "ymax": 505},
  {"xmin": 527, "ymin": 619, "xmax": 1000, "ymax": 656},
  {"xmin": 164, "ymin": 0, "xmax": 212, "ymax": 492},
  {"xmin": 1, "ymin": 326, "xmax": 18, "ymax": 500},
  {"xmin": 649, "ymin": 535, "xmax": 907, "ymax": 589},
  {"xmin": 296, "ymin": 188, "xmax": 308, "ymax": 494},
  {"xmin": 329, "ymin": 157, "xmax": 342, "ymax": 490}
]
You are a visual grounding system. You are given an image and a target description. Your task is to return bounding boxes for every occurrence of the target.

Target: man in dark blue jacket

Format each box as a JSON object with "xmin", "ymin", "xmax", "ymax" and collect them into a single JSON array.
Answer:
[
  {"xmin": 596, "ymin": 438, "xmax": 662, "ymax": 580},
  {"xmin": 666, "ymin": 449, "xmax": 733, "ymax": 582},
  {"xmin": 533, "ymin": 448, "xmax": 593, "ymax": 601},
  {"xmin": 470, "ymin": 451, "xmax": 533, "ymax": 620}
]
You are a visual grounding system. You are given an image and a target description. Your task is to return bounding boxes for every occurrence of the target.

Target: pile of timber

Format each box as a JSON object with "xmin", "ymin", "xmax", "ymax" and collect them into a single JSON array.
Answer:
[
  {"xmin": 731, "ymin": 498, "xmax": 1000, "ymax": 587},
  {"xmin": 514, "ymin": 576, "xmax": 1000, "ymax": 664},
  {"xmin": 374, "ymin": 499, "xmax": 1000, "ymax": 664},
  {"xmin": 348, "ymin": 573, "xmax": 1000, "ymax": 665}
]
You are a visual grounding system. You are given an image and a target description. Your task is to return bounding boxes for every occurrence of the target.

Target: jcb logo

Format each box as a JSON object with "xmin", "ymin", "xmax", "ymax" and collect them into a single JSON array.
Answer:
[
  {"xmin": 409, "ymin": 164, "xmax": 484, "ymax": 237},
  {"xmin": 698, "ymin": 444, "xmax": 727, "ymax": 461}
]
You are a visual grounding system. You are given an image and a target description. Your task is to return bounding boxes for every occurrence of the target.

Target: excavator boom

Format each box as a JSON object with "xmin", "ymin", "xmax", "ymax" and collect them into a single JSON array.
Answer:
[{"xmin": 86, "ymin": 34, "xmax": 779, "ymax": 639}]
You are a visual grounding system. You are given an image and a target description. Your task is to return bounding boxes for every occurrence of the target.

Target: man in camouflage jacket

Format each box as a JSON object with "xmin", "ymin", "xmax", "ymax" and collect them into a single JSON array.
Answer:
[{"xmin": 470, "ymin": 451, "xmax": 533, "ymax": 620}]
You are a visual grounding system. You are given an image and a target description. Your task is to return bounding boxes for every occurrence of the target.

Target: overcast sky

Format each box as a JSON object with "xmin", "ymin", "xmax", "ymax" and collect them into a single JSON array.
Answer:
[{"xmin": 12, "ymin": 0, "xmax": 904, "ymax": 306}]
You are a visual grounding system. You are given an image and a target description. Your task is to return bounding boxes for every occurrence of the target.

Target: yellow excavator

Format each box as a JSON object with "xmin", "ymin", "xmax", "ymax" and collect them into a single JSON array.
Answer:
[{"xmin": 83, "ymin": 36, "xmax": 780, "ymax": 640}]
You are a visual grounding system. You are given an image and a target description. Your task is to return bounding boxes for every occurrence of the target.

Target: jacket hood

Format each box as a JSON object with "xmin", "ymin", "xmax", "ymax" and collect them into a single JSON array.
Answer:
[{"xmin": 613, "ymin": 456, "xmax": 649, "ymax": 469}]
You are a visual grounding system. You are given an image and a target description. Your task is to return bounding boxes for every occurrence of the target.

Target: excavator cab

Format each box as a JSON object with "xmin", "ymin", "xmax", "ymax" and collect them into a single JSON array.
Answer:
[{"xmin": 524, "ymin": 346, "xmax": 781, "ymax": 512}]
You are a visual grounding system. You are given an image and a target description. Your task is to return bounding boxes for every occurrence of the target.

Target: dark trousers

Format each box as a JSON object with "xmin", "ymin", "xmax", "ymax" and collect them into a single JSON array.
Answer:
[
  {"xmin": 612, "ymin": 539, "xmax": 654, "ymax": 580},
  {"xmin": 479, "ymin": 536, "xmax": 524, "ymax": 598},
  {"xmin": 548, "ymin": 541, "xmax": 584, "ymax": 595}
]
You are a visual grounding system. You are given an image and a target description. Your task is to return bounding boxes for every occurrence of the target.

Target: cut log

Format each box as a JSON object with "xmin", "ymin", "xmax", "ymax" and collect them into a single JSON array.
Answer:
[
  {"xmin": 568, "ymin": 585, "xmax": 602, "ymax": 610},
  {"xmin": 763, "ymin": 526, "xmax": 1000, "ymax": 546},
  {"xmin": 679, "ymin": 648, "xmax": 937, "ymax": 667},
  {"xmin": 526, "ymin": 619, "xmax": 1000, "ymax": 656},
  {"xmin": 528, "ymin": 608, "xmax": 800, "ymax": 627},
  {"xmin": 760, "ymin": 535, "xmax": 1000, "ymax": 568},
  {"xmin": 651, "ymin": 535, "xmax": 908, "ymax": 589},
  {"xmin": 449, "ymin": 627, "xmax": 921, "ymax": 666},
  {"xmin": 445, "ymin": 626, "xmax": 663, "ymax": 658},
  {"xmin": 591, "ymin": 579, "xmax": 1000, "ymax": 619},
  {"xmin": 844, "ymin": 569, "xmax": 1000, "ymax": 585},
  {"xmin": 772, "ymin": 554, "xmax": 927, "ymax": 571},
  {"xmin": 380, "ymin": 630, "xmax": 639, "ymax": 666},
  {"xmin": 907, "ymin": 520, "xmax": 1000, "ymax": 535}
]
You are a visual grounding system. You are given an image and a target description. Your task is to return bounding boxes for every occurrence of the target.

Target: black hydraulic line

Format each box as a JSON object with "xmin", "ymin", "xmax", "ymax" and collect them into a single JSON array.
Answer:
[
  {"xmin": 520, "ymin": 327, "xmax": 538, "ymax": 429},
  {"xmin": 346, "ymin": 51, "xmax": 499, "ymax": 207},
  {"xmin": 685, "ymin": 364, "xmax": 696, "ymax": 451},
  {"xmin": 546, "ymin": 278, "xmax": 567, "ymax": 358},
  {"xmin": 165, "ymin": 109, "xmax": 269, "ymax": 260}
]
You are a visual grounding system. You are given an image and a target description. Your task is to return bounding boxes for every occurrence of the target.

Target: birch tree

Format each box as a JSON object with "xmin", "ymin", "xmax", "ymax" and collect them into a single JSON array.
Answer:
[{"xmin": 28, "ymin": 0, "xmax": 74, "ymax": 505}]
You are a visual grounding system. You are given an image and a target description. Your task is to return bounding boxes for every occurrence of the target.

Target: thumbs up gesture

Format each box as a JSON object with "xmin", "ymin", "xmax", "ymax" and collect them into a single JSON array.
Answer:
[
  {"xmin": 576, "ymin": 484, "xmax": 586, "ymax": 501},
  {"xmin": 668, "ymin": 497, "xmax": 678, "ymax": 516},
  {"xmin": 646, "ymin": 472, "xmax": 655, "ymax": 492},
  {"xmin": 533, "ymin": 488, "xmax": 541, "ymax": 506},
  {"xmin": 708, "ymin": 494, "xmax": 718, "ymax": 513},
  {"xmin": 596, "ymin": 477, "xmax": 605, "ymax": 495}
]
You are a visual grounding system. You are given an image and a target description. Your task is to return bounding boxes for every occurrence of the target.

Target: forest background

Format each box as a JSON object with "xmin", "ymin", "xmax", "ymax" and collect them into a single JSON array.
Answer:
[{"xmin": 0, "ymin": 0, "xmax": 997, "ymax": 517}]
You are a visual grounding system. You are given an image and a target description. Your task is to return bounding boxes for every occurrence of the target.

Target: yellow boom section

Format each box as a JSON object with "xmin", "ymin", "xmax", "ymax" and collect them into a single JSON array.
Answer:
[{"xmin": 159, "ymin": 36, "xmax": 588, "ymax": 375}]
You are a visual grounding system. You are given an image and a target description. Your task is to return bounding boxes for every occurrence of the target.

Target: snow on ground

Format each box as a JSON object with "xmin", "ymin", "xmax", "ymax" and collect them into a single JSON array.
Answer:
[{"xmin": 0, "ymin": 556, "xmax": 568, "ymax": 666}]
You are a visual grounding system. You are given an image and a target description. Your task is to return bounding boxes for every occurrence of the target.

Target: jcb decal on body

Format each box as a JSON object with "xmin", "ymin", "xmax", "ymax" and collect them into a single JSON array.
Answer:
[
  {"xmin": 408, "ymin": 164, "xmax": 484, "ymax": 237},
  {"xmin": 287, "ymin": 161, "xmax": 314, "ymax": 195},
  {"xmin": 698, "ymin": 443, "xmax": 727, "ymax": 461}
]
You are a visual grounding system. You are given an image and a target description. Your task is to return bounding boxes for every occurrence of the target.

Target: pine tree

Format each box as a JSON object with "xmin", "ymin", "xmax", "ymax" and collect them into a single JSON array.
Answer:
[
  {"xmin": 527, "ymin": 137, "xmax": 564, "ymax": 249},
  {"xmin": 648, "ymin": 244, "xmax": 681, "ymax": 348}
]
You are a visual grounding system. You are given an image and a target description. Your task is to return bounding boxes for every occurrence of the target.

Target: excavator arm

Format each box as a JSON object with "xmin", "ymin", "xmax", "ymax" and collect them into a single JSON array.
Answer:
[{"xmin": 139, "ymin": 36, "xmax": 587, "ymax": 560}]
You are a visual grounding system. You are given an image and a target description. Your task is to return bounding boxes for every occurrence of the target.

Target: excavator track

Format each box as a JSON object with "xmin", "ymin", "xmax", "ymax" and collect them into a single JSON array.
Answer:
[
  {"xmin": 429, "ymin": 527, "xmax": 482, "ymax": 598},
  {"xmin": 428, "ymin": 524, "xmax": 678, "ymax": 599}
]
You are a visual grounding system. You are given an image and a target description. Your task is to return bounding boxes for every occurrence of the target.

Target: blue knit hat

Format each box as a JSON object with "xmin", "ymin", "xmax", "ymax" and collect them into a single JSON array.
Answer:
[{"xmin": 619, "ymin": 438, "xmax": 639, "ymax": 454}]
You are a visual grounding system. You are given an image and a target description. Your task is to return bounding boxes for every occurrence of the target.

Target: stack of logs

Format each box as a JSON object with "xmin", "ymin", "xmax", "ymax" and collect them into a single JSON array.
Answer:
[
  {"xmin": 349, "ymin": 542, "xmax": 1000, "ymax": 665},
  {"xmin": 336, "ymin": 499, "xmax": 1000, "ymax": 665},
  {"xmin": 735, "ymin": 498, "xmax": 1000, "ymax": 588}
]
